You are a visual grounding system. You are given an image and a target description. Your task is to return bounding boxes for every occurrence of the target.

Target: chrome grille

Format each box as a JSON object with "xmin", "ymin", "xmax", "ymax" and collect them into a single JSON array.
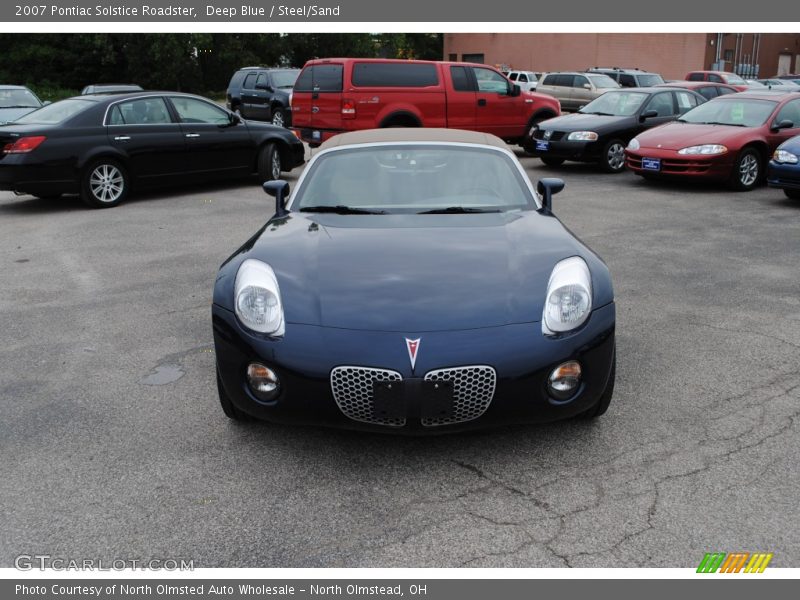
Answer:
[
  {"xmin": 330, "ymin": 366, "xmax": 405, "ymax": 427},
  {"xmin": 422, "ymin": 366, "xmax": 496, "ymax": 426}
]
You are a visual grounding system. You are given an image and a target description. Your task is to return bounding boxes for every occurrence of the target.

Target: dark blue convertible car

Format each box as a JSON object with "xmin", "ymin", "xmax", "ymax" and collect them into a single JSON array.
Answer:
[
  {"xmin": 767, "ymin": 134, "xmax": 800, "ymax": 199},
  {"xmin": 212, "ymin": 129, "xmax": 616, "ymax": 433}
]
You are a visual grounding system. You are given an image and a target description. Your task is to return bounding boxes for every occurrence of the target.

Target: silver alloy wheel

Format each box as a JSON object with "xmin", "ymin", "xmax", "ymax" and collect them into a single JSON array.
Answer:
[
  {"xmin": 607, "ymin": 143, "xmax": 625, "ymax": 171},
  {"xmin": 271, "ymin": 151, "xmax": 281, "ymax": 180},
  {"xmin": 89, "ymin": 164, "xmax": 124, "ymax": 203},
  {"xmin": 271, "ymin": 110, "xmax": 285, "ymax": 127},
  {"xmin": 739, "ymin": 153, "xmax": 759, "ymax": 186}
]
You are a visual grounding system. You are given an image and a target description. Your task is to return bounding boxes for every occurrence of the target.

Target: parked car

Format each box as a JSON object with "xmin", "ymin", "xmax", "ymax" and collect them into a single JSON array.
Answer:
[
  {"xmin": 226, "ymin": 67, "xmax": 300, "ymax": 127},
  {"xmin": 212, "ymin": 128, "xmax": 616, "ymax": 432},
  {"xmin": 758, "ymin": 78, "xmax": 800, "ymax": 87},
  {"xmin": 767, "ymin": 134, "xmax": 800, "ymax": 199},
  {"xmin": 506, "ymin": 70, "xmax": 540, "ymax": 91},
  {"xmin": 685, "ymin": 71, "xmax": 749, "ymax": 91},
  {"xmin": 0, "ymin": 92, "xmax": 305, "ymax": 208},
  {"xmin": 752, "ymin": 79, "xmax": 800, "ymax": 92},
  {"xmin": 625, "ymin": 92, "xmax": 800, "ymax": 190},
  {"xmin": 0, "ymin": 85, "xmax": 45, "ymax": 124},
  {"xmin": 587, "ymin": 67, "xmax": 665, "ymax": 87},
  {"xmin": 291, "ymin": 58, "xmax": 560, "ymax": 147},
  {"xmin": 535, "ymin": 72, "xmax": 620, "ymax": 112},
  {"xmin": 80, "ymin": 84, "xmax": 143, "ymax": 95},
  {"xmin": 777, "ymin": 75, "xmax": 800, "ymax": 85},
  {"xmin": 525, "ymin": 87, "xmax": 706, "ymax": 172},
  {"xmin": 654, "ymin": 80, "xmax": 739, "ymax": 100}
]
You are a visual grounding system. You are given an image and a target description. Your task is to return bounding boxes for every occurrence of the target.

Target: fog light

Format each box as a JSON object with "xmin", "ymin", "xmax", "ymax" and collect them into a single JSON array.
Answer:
[
  {"xmin": 547, "ymin": 361, "xmax": 582, "ymax": 400},
  {"xmin": 247, "ymin": 363, "xmax": 280, "ymax": 401}
]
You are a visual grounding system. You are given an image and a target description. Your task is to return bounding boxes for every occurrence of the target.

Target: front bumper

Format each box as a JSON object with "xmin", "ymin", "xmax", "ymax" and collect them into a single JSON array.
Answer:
[
  {"xmin": 625, "ymin": 148, "xmax": 733, "ymax": 180},
  {"xmin": 525, "ymin": 138, "xmax": 601, "ymax": 162},
  {"xmin": 767, "ymin": 160, "xmax": 800, "ymax": 190},
  {"xmin": 212, "ymin": 302, "xmax": 616, "ymax": 434}
]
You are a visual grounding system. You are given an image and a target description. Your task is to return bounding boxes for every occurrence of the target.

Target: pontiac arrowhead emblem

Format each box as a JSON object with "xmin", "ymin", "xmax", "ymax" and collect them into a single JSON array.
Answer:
[{"xmin": 405, "ymin": 338, "xmax": 420, "ymax": 370}]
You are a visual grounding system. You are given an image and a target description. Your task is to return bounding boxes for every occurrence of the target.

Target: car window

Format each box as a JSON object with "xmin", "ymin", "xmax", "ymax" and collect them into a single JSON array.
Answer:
[
  {"xmin": 638, "ymin": 74, "xmax": 665, "ymax": 86},
  {"xmin": 293, "ymin": 145, "xmax": 535, "ymax": 213},
  {"xmin": 674, "ymin": 91, "xmax": 699, "ymax": 114},
  {"xmin": 687, "ymin": 72, "xmax": 704, "ymax": 81},
  {"xmin": 169, "ymin": 96, "xmax": 229, "ymax": 124},
  {"xmin": 619, "ymin": 74, "xmax": 636, "ymax": 87},
  {"xmin": 473, "ymin": 67, "xmax": 509, "ymax": 94},
  {"xmin": 450, "ymin": 66, "xmax": 472, "ymax": 92},
  {"xmin": 243, "ymin": 73, "xmax": 257, "ymax": 89},
  {"xmin": 294, "ymin": 64, "xmax": 343, "ymax": 93},
  {"xmin": 15, "ymin": 99, "xmax": 92, "ymax": 124},
  {"xmin": 573, "ymin": 75, "xmax": 589, "ymax": 89},
  {"xmin": 542, "ymin": 74, "xmax": 558, "ymax": 86},
  {"xmin": 644, "ymin": 92, "xmax": 675, "ymax": 117},
  {"xmin": 587, "ymin": 74, "xmax": 619, "ymax": 89},
  {"xmin": 0, "ymin": 88, "xmax": 41, "ymax": 108},
  {"xmin": 697, "ymin": 86, "xmax": 718, "ymax": 99},
  {"xmin": 507, "ymin": 73, "xmax": 518, "ymax": 81},
  {"xmin": 717, "ymin": 86, "xmax": 736, "ymax": 95},
  {"xmin": 352, "ymin": 62, "xmax": 439, "ymax": 87},
  {"xmin": 725, "ymin": 73, "xmax": 747, "ymax": 85},
  {"xmin": 775, "ymin": 99, "xmax": 800, "ymax": 127},
  {"xmin": 518, "ymin": 73, "xmax": 528, "ymax": 83},
  {"xmin": 270, "ymin": 70, "xmax": 299, "ymax": 88},
  {"xmin": 255, "ymin": 73, "xmax": 269, "ymax": 88},
  {"xmin": 708, "ymin": 74, "xmax": 723, "ymax": 83},
  {"xmin": 110, "ymin": 97, "xmax": 172, "ymax": 125},
  {"xmin": 579, "ymin": 90, "xmax": 647, "ymax": 116}
]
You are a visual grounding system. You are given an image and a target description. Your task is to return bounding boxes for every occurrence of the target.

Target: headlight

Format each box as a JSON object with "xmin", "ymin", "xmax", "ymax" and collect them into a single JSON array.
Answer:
[
  {"xmin": 627, "ymin": 138, "xmax": 640, "ymax": 151},
  {"xmin": 773, "ymin": 149, "xmax": 799, "ymax": 164},
  {"xmin": 543, "ymin": 257, "xmax": 592, "ymax": 335},
  {"xmin": 234, "ymin": 259, "xmax": 285, "ymax": 336},
  {"xmin": 677, "ymin": 144, "xmax": 728, "ymax": 155},
  {"xmin": 567, "ymin": 131, "xmax": 598, "ymax": 141}
]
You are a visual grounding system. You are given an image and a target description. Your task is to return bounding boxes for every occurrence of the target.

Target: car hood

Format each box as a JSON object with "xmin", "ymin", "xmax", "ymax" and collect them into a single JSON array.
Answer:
[
  {"xmin": 539, "ymin": 113, "xmax": 632, "ymax": 132},
  {"xmin": 217, "ymin": 212, "xmax": 609, "ymax": 332},
  {"xmin": 0, "ymin": 106, "xmax": 37, "ymax": 124},
  {"xmin": 635, "ymin": 122, "xmax": 752, "ymax": 150}
]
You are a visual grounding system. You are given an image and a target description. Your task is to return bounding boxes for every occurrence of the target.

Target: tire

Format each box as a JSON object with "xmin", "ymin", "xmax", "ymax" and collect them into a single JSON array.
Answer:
[
  {"xmin": 581, "ymin": 350, "xmax": 616, "ymax": 419},
  {"xmin": 728, "ymin": 148, "xmax": 762, "ymax": 191},
  {"xmin": 257, "ymin": 143, "xmax": 282, "ymax": 182},
  {"xmin": 541, "ymin": 157, "xmax": 565, "ymax": 167},
  {"xmin": 600, "ymin": 139, "xmax": 626, "ymax": 173},
  {"xmin": 784, "ymin": 188, "xmax": 800, "ymax": 200},
  {"xmin": 217, "ymin": 370, "xmax": 253, "ymax": 422},
  {"xmin": 271, "ymin": 107, "xmax": 287, "ymax": 128},
  {"xmin": 80, "ymin": 159, "xmax": 129, "ymax": 209}
]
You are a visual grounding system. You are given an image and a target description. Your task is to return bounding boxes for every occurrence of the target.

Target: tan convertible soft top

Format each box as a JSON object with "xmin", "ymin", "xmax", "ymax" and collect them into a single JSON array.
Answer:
[{"xmin": 317, "ymin": 128, "xmax": 509, "ymax": 150}]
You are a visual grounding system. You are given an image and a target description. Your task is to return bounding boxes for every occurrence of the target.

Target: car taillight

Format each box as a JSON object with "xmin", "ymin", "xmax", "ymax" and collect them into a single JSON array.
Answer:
[
  {"xmin": 341, "ymin": 99, "xmax": 356, "ymax": 119},
  {"xmin": 3, "ymin": 136, "xmax": 47, "ymax": 154}
]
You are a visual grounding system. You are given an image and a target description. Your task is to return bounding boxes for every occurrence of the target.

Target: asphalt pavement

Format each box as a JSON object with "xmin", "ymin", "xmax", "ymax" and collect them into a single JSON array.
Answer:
[{"xmin": 1, "ymin": 150, "xmax": 799, "ymax": 567}]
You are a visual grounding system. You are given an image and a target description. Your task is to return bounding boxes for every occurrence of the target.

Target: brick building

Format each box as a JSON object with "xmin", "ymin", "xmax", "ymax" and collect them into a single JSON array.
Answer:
[{"xmin": 443, "ymin": 33, "xmax": 800, "ymax": 79}]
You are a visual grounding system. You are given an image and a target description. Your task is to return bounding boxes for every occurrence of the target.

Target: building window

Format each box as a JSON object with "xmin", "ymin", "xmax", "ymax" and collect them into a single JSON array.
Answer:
[
  {"xmin": 462, "ymin": 53, "xmax": 485, "ymax": 64},
  {"xmin": 723, "ymin": 49, "xmax": 734, "ymax": 62},
  {"xmin": 448, "ymin": 53, "xmax": 457, "ymax": 61}
]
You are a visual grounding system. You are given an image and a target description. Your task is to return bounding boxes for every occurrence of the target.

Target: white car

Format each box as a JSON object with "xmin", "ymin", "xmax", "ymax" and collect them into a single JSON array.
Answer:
[{"xmin": 507, "ymin": 70, "xmax": 541, "ymax": 91}]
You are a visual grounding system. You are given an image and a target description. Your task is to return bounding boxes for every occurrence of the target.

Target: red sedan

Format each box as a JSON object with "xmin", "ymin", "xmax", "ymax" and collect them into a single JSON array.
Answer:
[{"xmin": 625, "ymin": 92, "xmax": 800, "ymax": 190}]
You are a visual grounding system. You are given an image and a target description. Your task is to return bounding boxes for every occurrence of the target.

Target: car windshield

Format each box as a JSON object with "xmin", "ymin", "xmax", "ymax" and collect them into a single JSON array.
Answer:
[
  {"xmin": 637, "ymin": 74, "xmax": 664, "ymax": 86},
  {"xmin": 725, "ymin": 73, "xmax": 747, "ymax": 85},
  {"xmin": 579, "ymin": 91, "xmax": 648, "ymax": 116},
  {"xmin": 0, "ymin": 88, "xmax": 41, "ymax": 108},
  {"xmin": 588, "ymin": 75, "xmax": 620, "ymax": 89},
  {"xmin": 271, "ymin": 70, "xmax": 299, "ymax": 88},
  {"xmin": 292, "ymin": 145, "xmax": 536, "ymax": 214},
  {"xmin": 677, "ymin": 98, "xmax": 777, "ymax": 127},
  {"xmin": 14, "ymin": 99, "xmax": 93, "ymax": 124}
]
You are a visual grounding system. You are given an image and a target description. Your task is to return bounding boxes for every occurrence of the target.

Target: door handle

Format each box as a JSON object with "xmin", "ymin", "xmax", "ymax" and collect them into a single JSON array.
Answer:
[
  {"xmin": 114, "ymin": 135, "xmax": 131, "ymax": 141},
  {"xmin": 185, "ymin": 133, "xmax": 200, "ymax": 138},
  {"xmin": 477, "ymin": 99, "xmax": 487, "ymax": 107}
]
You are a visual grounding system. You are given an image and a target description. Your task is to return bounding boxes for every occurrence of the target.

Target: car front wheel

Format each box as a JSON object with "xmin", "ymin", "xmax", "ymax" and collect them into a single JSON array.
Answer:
[
  {"xmin": 729, "ymin": 148, "xmax": 762, "ymax": 191},
  {"xmin": 271, "ymin": 107, "xmax": 287, "ymax": 128},
  {"xmin": 81, "ymin": 159, "xmax": 129, "ymax": 208},
  {"xmin": 601, "ymin": 139, "xmax": 626, "ymax": 173},
  {"xmin": 257, "ymin": 143, "xmax": 282, "ymax": 182}
]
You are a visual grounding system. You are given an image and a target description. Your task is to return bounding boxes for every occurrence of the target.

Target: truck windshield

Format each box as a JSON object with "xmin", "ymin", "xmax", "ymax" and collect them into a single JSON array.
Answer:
[{"xmin": 293, "ymin": 145, "xmax": 536, "ymax": 214}]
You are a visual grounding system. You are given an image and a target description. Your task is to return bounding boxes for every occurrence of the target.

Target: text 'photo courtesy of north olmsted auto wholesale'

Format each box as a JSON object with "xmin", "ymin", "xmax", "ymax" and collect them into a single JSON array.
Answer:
[{"xmin": 1, "ymin": 0, "xmax": 799, "ymax": 598}]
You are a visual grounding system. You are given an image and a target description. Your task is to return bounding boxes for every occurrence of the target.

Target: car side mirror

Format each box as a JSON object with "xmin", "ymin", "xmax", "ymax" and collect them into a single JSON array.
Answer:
[
  {"xmin": 583, "ymin": 83, "xmax": 592, "ymax": 89},
  {"xmin": 537, "ymin": 178, "xmax": 565, "ymax": 215},
  {"xmin": 509, "ymin": 83, "xmax": 521, "ymax": 97},
  {"xmin": 772, "ymin": 119, "xmax": 794, "ymax": 131},
  {"xmin": 263, "ymin": 180, "xmax": 291, "ymax": 217},
  {"xmin": 256, "ymin": 83, "xmax": 274, "ymax": 92},
  {"xmin": 640, "ymin": 109, "xmax": 658, "ymax": 121}
]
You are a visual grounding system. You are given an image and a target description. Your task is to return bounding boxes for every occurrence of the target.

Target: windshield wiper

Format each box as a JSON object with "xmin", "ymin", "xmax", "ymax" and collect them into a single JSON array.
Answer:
[
  {"xmin": 299, "ymin": 205, "xmax": 386, "ymax": 215},
  {"xmin": 702, "ymin": 121, "xmax": 746, "ymax": 127},
  {"xmin": 0, "ymin": 105, "xmax": 38, "ymax": 109},
  {"xmin": 417, "ymin": 206, "xmax": 501, "ymax": 214},
  {"xmin": 584, "ymin": 111, "xmax": 615, "ymax": 116}
]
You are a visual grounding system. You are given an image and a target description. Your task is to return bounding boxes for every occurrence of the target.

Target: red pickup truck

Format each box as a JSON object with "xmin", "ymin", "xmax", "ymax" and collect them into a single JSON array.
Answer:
[{"xmin": 291, "ymin": 58, "xmax": 561, "ymax": 147}]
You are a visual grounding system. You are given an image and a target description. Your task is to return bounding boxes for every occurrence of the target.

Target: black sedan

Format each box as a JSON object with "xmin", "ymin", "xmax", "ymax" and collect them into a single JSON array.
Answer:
[
  {"xmin": 0, "ymin": 92, "xmax": 305, "ymax": 208},
  {"xmin": 524, "ymin": 87, "xmax": 707, "ymax": 172},
  {"xmin": 213, "ymin": 128, "xmax": 616, "ymax": 434}
]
